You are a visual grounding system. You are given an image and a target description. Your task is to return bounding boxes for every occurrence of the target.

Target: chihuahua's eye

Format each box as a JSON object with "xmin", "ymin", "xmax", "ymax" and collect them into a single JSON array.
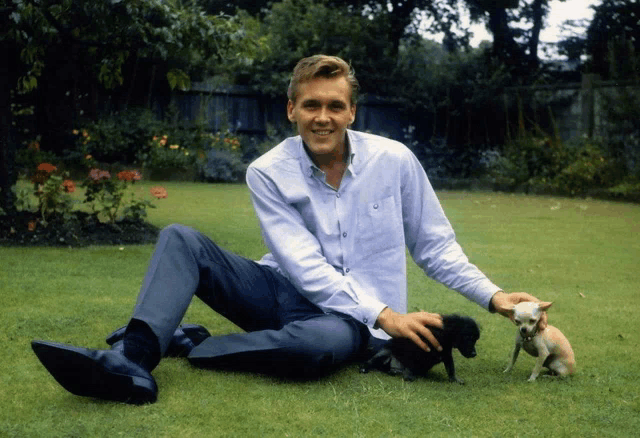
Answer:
[{"xmin": 529, "ymin": 319, "xmax": 536, "ymax": 324}]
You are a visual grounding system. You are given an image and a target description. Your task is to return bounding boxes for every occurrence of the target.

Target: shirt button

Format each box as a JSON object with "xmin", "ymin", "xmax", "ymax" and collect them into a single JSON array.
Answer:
[
  {"xmin": 363, "ymin": 318, "xmax": 368, "ymax": 324},
  {"xmin": 345, "ymin": 268, "xmax": 350, "ymax": 273},
  {"xmin": 373, "ymin": 203, "xmax": 379, "ymax": 209},
  {"xmin": 342, "ymin": 232, "xmax": 347, "ymax": 238},
  {"xmin": 336, "ymin": 193, "xmax": 341, "ymax": 198}
]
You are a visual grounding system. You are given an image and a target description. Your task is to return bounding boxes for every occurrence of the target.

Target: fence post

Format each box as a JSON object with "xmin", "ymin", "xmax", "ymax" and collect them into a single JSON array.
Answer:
[{"xmin": 581, "ymin": 73, "xmax": 599, "ymax": 138}]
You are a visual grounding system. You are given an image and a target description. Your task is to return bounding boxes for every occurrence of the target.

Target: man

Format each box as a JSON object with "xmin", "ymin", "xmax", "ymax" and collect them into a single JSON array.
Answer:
[{"xmin": 32, "ymin": 55, "xmax": 539, "ymax": 405}]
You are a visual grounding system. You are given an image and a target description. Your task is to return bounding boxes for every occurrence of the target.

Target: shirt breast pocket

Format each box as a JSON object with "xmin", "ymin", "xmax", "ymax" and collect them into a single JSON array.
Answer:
[{"xmin": 355, "ymin": 194, "xmax": 404, "ymax": 254}]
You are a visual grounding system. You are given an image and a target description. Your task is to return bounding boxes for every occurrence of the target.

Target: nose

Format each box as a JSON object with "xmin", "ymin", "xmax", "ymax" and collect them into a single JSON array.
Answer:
[
  {"xmin": 520, "ymin": 327, "xmax": 528, "ymax": 335},
  {"xmin": 315, "ymin": 107, "xmax": 330, "ymax": 123}
]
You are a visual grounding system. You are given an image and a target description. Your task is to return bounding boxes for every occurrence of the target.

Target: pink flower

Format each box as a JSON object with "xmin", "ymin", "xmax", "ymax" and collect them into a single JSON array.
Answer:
[{"xmin": 88, "ymin": 168, "xmax": 111, "ymax": 181}]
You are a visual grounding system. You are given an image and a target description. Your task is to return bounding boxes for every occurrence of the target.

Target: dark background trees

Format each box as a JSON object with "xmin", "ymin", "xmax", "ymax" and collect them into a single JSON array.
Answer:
[{"xmin": 2, "ymin": 0, "xmax": 639, "ymax": 216}]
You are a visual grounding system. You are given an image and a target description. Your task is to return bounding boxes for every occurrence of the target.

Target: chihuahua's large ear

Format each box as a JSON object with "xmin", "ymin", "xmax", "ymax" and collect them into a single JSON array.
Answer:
[
  {"xmin": 537, "ymin": 302, "xmax": 552, "ymax": 330},
  {"xmin": 538, "ymin": 301, "xmax": 553, "ymax": 311}
]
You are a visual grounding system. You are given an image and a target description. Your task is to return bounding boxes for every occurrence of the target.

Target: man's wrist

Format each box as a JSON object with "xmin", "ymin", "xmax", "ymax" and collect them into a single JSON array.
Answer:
[
  {"xmin": 374, "ymin": 306, "xmax": 390, "ymax": 329},
  {"xmin": 489, "ymin": 290, "xmax": 505, "ymax": 313}
]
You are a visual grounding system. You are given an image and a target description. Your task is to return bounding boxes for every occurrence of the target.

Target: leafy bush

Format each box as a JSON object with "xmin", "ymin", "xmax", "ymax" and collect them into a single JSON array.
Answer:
[
  {"xmin": 198, "ymin": 149, "xmax": 246, "ymax": 183},
  {"xmin": 553, "ymin": 141, "xmax": 620, "ymax": 195},
  {"xmin": 82, "ymin": 168, "xmax": 157, "ymax": 224},
  {"xmin": 74, "ymin": 109, "xmax": 162, "ymax": 165},
  {"xmin": 140, "ymin": 135, "xmax": 196, "ymax": 173},
  {"xmin": 485, "ymin": 133, "xmax": 623, "ymax": 196},
  {"xmin": 15, "ymin": 138, "xmax": 59, "ymax": 175}
]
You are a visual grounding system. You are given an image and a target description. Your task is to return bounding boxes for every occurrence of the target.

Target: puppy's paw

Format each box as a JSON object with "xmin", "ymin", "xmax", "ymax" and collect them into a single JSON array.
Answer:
[
  {"xmin": 527, "ymin": 375, "xmax": 538, "ymax": 382},
  {"xmin": 449, "ymin": 376, "xmax": 465, "ymax": 385}
]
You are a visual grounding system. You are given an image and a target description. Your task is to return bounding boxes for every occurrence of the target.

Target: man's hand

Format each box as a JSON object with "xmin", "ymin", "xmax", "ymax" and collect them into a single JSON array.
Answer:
[
  {"xmin": 491, "ymin": 291, "xmax": 548, "ymax": 327},
  {"xmin": 376, "ymin": 307, "xmax": 443, "ymax": 352}
]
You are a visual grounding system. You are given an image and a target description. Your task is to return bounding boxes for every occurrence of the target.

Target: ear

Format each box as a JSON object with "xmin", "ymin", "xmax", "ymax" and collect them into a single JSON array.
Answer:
[
  {"xmin": 287, "ymin": 100, "xmax": 295, "ymax": 122},
  {"xmin": 349, "ymin": 104, "xmax": 356, "ymax": 125},
  {"xmin": 537, "ymin": 302, "xmax": 552, "ymax": 331},
  {"xmin": 538, "ymin": 301, "xmax": 553, "ymax": 311}
]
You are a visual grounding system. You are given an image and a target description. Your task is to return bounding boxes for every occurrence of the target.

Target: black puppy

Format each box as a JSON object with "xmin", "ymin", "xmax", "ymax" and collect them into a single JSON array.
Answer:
[{"xmin": 360, "ymin": 314, "xmax": 480, "ymax": 384}]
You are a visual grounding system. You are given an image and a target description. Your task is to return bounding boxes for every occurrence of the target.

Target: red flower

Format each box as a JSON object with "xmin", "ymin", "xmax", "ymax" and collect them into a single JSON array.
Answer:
[
  {"xmin": 150, "ymin": 186, "xmax": 168, "ymax": 199},
  {"xmin": 28, "ymin": 220, "xmax": 37, "ymax": 232},
  {"xmin": 62, "ymin": 179, "xmax": 76, "ymax": 193},
  {"xmin": 88, "ymin": 168, "xmax": 111, "ymax": 181},
  {"xmin": 37, "ymin": 163, "xmax": 57, "ymax": 173},
  {"xmin": 31, "ymin": 163, "xmax": 57, "ymax": 184},
  {"xmin": 117, "ymin": 170, "xmax": 142, "ymax": 182}
]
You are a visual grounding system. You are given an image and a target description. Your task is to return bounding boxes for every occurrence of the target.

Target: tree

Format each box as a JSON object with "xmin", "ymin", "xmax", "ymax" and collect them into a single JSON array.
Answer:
[
  {"xmin": 0, "ymin": 0, "xmax": 259, "ymax": 214},
  {"xmin": 465, "ymin": 0, "xmax": 561, "ymax": 69},
  {"xmin": 586, "ymin": 0, "xmax": 640, "ymax": 80},
  {"xmin": 227, "ymin": 0, "xmax": 398, "ymax": 96}
]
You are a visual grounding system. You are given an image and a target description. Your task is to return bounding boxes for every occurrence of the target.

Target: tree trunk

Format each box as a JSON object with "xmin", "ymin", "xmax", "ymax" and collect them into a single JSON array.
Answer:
[
  {"xmin": 527, "ymin": 0, "xmax": 544, "ymax": 67},
  {"xmin": 0, "ymin": 39, "xmax": 18, "ymax": 215}
]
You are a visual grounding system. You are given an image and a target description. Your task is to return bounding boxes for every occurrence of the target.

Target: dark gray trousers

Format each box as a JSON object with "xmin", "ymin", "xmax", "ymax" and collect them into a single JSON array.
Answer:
[{"xmin": 130, "ymin": 224, "xmax": 368, "ymax": 377}]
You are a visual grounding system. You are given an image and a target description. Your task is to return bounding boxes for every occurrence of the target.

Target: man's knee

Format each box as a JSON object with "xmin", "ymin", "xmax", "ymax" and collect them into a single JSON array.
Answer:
[
  {"xmin": 160, "ymin": 223, "xmax": 197, "ymax": 242},
  {"xmin": 283, "ymin": 317, "xmax": 363, "ymax": 373}
]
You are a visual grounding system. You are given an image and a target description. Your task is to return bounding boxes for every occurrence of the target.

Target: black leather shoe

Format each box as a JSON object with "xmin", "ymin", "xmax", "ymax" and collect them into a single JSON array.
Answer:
[
  {"xmin": 31, "ymin": 340, "xmax": 157, "ymax": 404},
  {"xmin": 106, "ymin": 324, "xmax": 210, "ymax": 357}
]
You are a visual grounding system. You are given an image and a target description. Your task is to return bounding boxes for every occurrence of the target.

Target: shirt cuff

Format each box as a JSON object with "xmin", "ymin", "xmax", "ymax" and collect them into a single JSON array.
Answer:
[{"xmin": 356, "ymin": 294, "xmax": 388, "ymax": 328}]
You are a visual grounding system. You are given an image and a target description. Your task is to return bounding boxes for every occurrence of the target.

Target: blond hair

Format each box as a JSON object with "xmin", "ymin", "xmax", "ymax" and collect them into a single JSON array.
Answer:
[{"xmin": 287, "ymin": 55, "xmax": 359, "ymax": 105}]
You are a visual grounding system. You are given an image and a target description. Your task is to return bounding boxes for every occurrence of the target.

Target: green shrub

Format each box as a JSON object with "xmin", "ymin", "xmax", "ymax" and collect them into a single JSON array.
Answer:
[
  {"xmin": 140, "ymin": 135, "xmax": 196, "ymax": 173},
  {"xmin": 74, "ymin": 109, "xmax": 162, "ymax": 165},
  {"xmin": 485, "ymin": 133, "xmax": 568, "ymax": 189},
  {"xmin": 554, "ymin": 141, "xmax": 620, "ymax": 195}
]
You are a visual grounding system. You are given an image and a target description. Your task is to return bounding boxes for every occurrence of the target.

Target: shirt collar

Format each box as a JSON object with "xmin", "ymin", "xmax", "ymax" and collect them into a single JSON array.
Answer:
[{"xmin": 298, "ymin": 130, "xmax": 357, "ymax": 178}]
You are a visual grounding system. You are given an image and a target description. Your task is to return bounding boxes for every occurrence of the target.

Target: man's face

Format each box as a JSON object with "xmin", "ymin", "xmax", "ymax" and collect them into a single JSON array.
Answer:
[{"xmin": 287, "ymin": 76, "xmax": 356, "ymax": 162}]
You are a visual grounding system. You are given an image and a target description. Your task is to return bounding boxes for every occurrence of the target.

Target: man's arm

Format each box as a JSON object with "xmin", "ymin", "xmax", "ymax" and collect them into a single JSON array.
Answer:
[{"xmin": 400, "ymin": 147, "xmax": 502, "ymax": 309}]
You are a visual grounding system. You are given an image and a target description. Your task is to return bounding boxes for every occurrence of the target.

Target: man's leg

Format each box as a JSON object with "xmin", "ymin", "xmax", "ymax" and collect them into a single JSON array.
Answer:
[
  {"xmin": 138, "ymin": 224, "xmax": 367, "ymax": 378},
  {"xmin": 188, "ymin": 314, "xmax": 366, "ymax": 378},
  {"xmin": 32, "ymin": 223, "xmax": 287, "ymax": 404}
]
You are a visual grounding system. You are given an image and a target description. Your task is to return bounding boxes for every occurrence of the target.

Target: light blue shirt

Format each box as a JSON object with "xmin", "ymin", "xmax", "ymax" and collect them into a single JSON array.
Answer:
[{"xmin": 246, "ymin": 130, "xmax": 501, "ymax": 339}]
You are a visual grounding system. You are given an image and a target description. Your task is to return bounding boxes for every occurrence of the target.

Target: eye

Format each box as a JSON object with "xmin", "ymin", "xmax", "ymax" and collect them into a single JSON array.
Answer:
[
  {"xmin": 329, "ymin": 102, "xmax": 347, "ymax": 111},
  {"xmin": 530, "ymin": 319, "xmax": 537, "ymax": 324}
]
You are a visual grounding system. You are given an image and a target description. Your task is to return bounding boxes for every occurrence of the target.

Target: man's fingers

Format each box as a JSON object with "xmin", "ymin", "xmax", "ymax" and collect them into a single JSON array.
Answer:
[
  {"xmin": 418, "ymin": 312, "xmax": 444, "ymax": 328},
  {"xmin": 416, "ymin": 324, "xmax": 442, "ymax": 352},
  {"xmin": 408, "ymin": 333, "xmax": 431, "ymax": 352}
]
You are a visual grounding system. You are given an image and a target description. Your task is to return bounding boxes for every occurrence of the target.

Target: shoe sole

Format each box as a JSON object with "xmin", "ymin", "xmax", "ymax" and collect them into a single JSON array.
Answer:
[{"xmin": 31, "ymin": 341, "xmax": 157, "ymax": 405}]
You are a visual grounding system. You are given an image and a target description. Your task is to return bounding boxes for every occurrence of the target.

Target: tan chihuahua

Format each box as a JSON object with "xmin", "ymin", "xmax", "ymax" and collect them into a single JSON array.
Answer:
[{"xmin": 504, "ymin": 301, "xmax": 575, "ymax": 381}]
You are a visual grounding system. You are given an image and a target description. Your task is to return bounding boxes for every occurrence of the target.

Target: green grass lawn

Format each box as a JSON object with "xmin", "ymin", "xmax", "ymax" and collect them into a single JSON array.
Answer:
[{"xmin": 1, "ymin": 182, "xmax": 639, "ymax": 437}]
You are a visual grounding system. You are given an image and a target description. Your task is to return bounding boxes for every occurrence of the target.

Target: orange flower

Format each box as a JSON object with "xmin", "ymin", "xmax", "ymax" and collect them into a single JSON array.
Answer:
[
  {"xmin": 150, "ymin": 186, "xmax": 168, "ymax": 199},
  {"xmin": 37, "ymin": 163, "xmax": 57, "ymax": 173},
  {"xmin": 85, "ymin": 154, "xmax": 93, "ymax": 160},
  {"xmin": 72, "ymin": 129, "xmax": 79, "ymax": 135},
  {"xmin": 28, "ymin": 220, "xmax": 37, "ymax": 232},
  {"xmin": 62, "ymin": 179, "xmax": 76, "ymax": 193},
  {"xmin": 88, "ymin": 168, "xmax": 111, "ymax": 181},
  {"xmin": 117, "ymin": 170, "xmax": 142, "ymax": 182},
  {"xmin": 28, "ymin": 141, "xmax": 40, "ymax": 151},
  {"xmin": 169, "ymin": 144, "xmax": 179, "ymax": 150}
]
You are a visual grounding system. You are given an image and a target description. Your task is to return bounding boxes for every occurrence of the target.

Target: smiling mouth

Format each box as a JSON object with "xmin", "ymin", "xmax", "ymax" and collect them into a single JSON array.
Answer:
[{"xmin": 312, "ymin": 130, "xmax": 333, "ymax": 136}]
